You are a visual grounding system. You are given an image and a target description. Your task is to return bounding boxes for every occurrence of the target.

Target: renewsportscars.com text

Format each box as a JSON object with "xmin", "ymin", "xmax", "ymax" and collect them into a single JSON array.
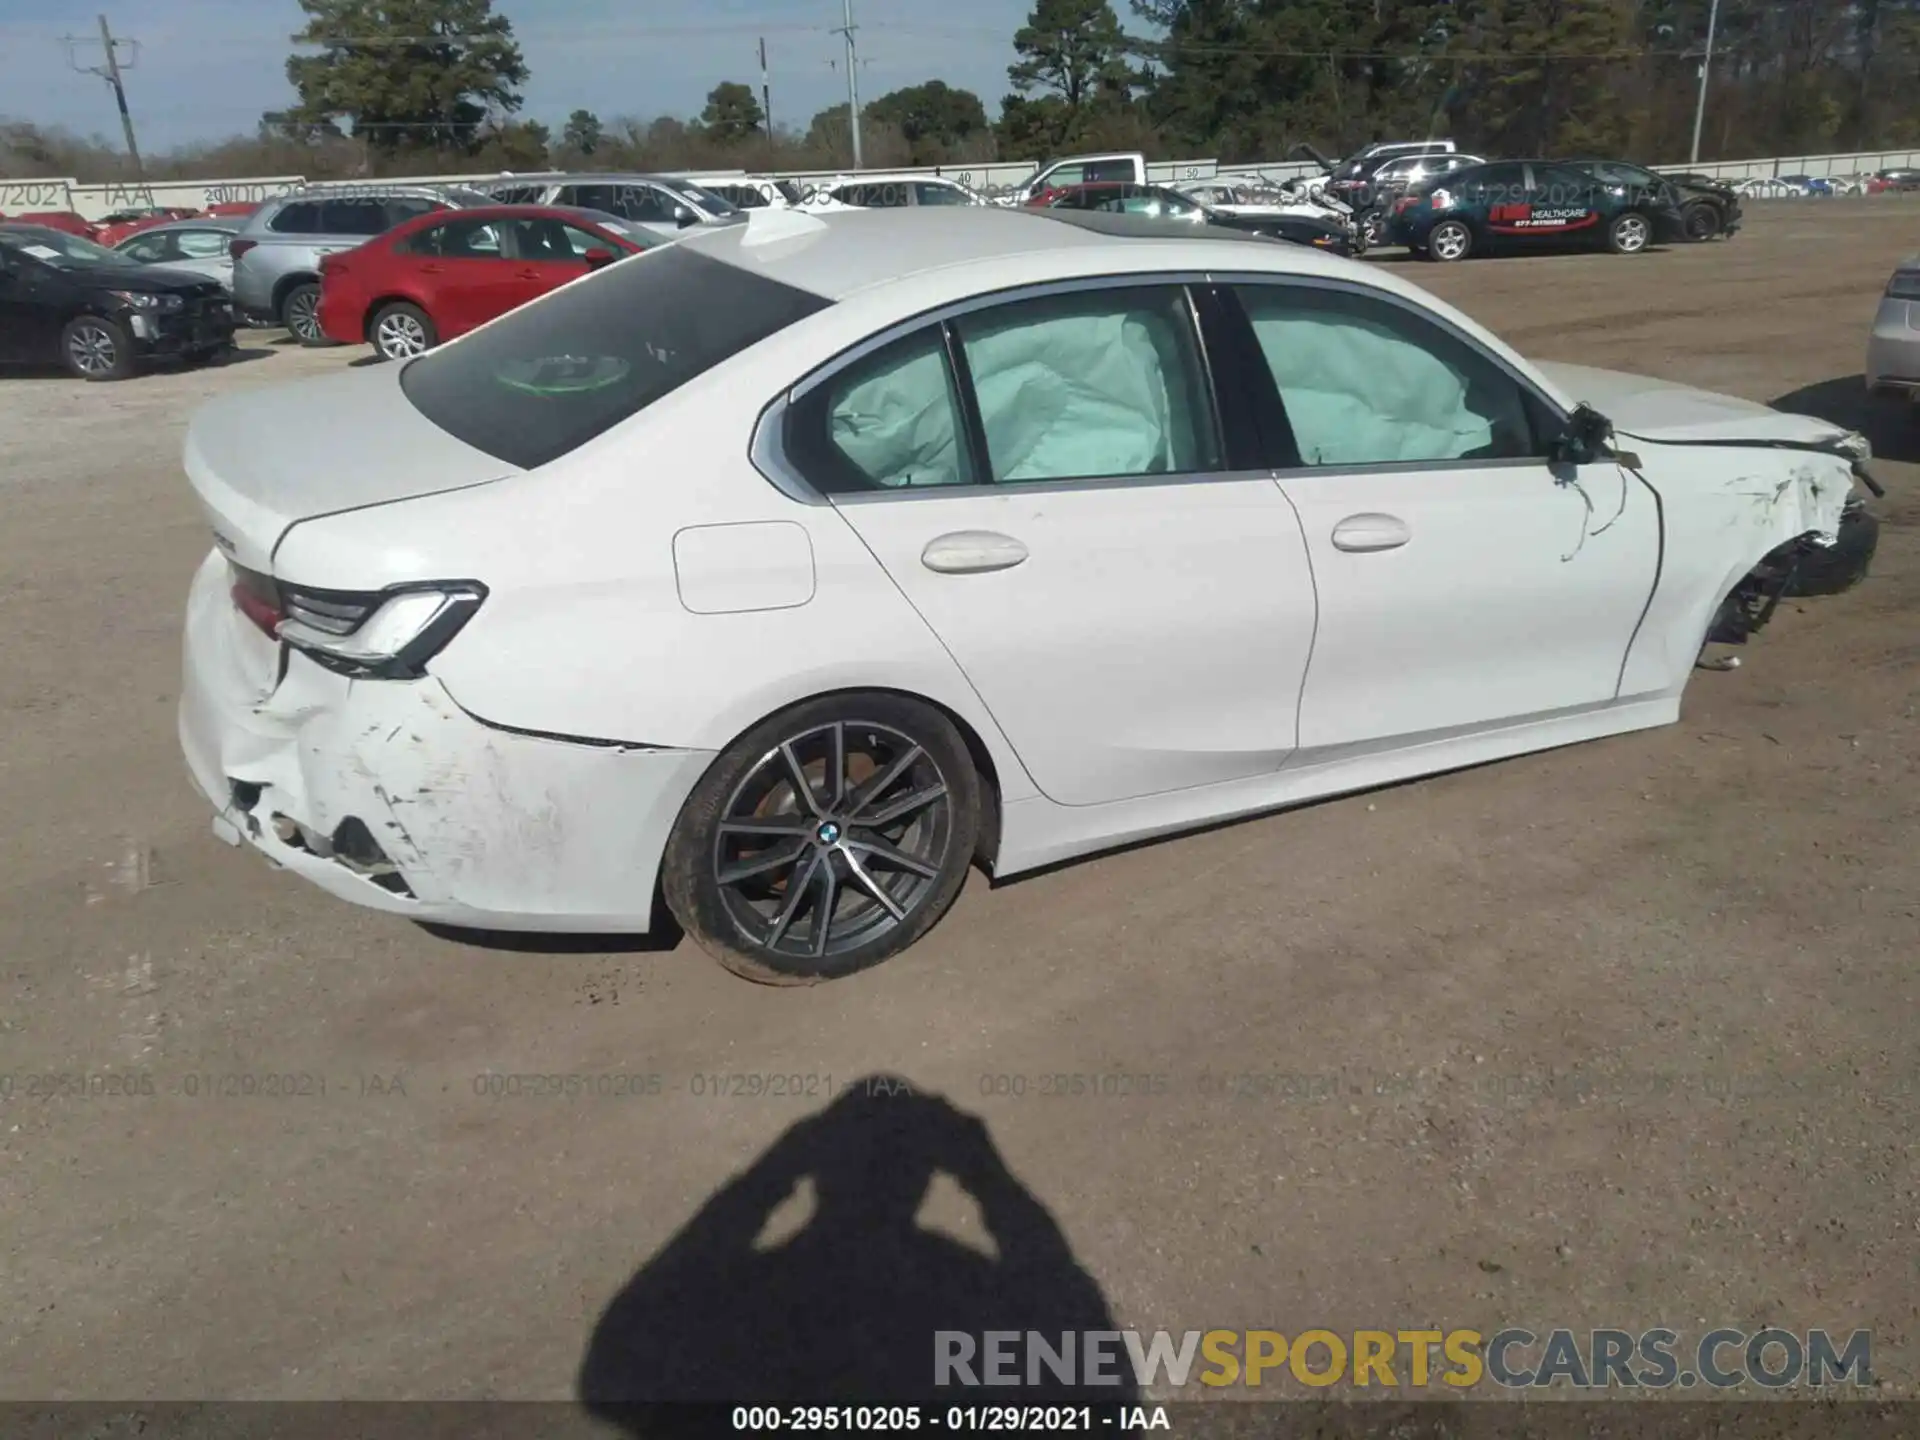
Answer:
[{"xmin": 934, "ymin": 1327, "xmax": 1873, "ymax": 1390}]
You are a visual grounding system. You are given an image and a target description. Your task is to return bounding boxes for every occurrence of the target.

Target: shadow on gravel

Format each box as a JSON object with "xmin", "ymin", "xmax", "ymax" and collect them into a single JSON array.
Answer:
[
  {"xmin": 1772, "ymin": 375, "xmax": 1920, "ymax": 464},
  {"xmin": 578, "ymin": 1077, "xmax": 1134, "ymax": 1435},
  {"xmin": 416, "ymin": 919, "xmax": 682, "ymax": 954}
]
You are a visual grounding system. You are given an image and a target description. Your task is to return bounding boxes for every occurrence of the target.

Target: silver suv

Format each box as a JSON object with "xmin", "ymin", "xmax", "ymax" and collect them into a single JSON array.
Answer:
[
  {"xmin": 478, "ymin": 173, "xmax": 744, "ymax": 241},
  {"xmin": 230, "ymin": 184, "xmax": 493, "ymax": 342}
]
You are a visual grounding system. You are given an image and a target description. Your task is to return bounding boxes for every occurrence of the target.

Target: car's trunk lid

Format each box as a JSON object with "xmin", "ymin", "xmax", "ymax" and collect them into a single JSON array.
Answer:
[
  {"xmin": 1538, "ymin": 361, "xmax": 1851, "ymax": 447},
  {"xmin": 183, "ymin": 362, "xmax": 522, "ymax": 574}
]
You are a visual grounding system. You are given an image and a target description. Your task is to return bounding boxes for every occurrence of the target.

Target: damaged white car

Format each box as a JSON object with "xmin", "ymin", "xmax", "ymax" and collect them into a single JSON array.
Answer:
[{"xmin": 178, "ymin": 205, "xmax": 1881, "ymax": 984}]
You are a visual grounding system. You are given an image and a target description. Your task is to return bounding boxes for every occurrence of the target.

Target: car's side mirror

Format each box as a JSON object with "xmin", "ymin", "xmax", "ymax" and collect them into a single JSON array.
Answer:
[
  {"xmin": 583, "ymin": 247, "xmax": 615, "ymax": 269},
  {"xmin": 1555, "ymin": 402, "xmax": 1617, "ymax": 465},
  {"xmin": 673, "ymin": 205, "xmax": 695, "ymax": 228}
]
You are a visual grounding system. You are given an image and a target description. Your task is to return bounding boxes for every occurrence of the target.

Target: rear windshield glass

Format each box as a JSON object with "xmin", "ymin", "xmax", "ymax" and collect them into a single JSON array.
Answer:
[{"xmin": 399, "ymin": 245, "xmax": 831, "ymax": 469}]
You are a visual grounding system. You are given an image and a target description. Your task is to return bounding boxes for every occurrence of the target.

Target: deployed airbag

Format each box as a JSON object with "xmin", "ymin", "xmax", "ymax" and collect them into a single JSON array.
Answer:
[
  {"xmin": 960, "ymin": 307, "xmax": 1189, "ymax": 481},
  {"xmin": 1249, "ymin": 310, "xmax": 1497, "ymax": 465},
  {"xmin": 828, "ymin": 339, "xmax": 965, "ymax": 488}
]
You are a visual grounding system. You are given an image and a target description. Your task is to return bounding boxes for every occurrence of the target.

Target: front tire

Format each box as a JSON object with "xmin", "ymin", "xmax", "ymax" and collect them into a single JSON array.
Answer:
[
  {"xmin": 1427, "ymin": 219, "xmax": 1473, "ymax": 262},
  {"xmin": 662, "ymin": 694, "xmax": 981, "ymax": 984},
  {"xmin": 368, "ymin": 302, "xmax": 437, "ymax": 361},
  {"xmin": 1357, "ymin": 207, "xmax": 1385, "ymax": 248},
  {"xmin": 1682, "ymin": 201, "xmax": 1722, "ymax": 241},
  {"xmin": 60, "ymin": 315, "xmax": 136, "ymax": 381},
  {"xmin": 1608, "ymin": 211, "xmax": 1652, "ymax": 254}
]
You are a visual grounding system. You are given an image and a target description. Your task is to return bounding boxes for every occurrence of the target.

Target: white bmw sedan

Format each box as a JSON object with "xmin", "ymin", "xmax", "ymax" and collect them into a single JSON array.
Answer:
[{"xmin": 180, "ymin": 205, "xmax": 1878, "ymax": 984}]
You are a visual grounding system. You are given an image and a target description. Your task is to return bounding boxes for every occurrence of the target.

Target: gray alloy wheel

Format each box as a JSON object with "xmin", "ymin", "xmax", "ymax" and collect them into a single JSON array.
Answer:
[
  {"xmin": 1428, "ymin": 219, "xmax": 1472, "ymax": 262},
  {"xmin": 371, "ymin": 304, "xmax": 433, "ymax": 360},
  {"xmin": 280, "ymin": 282, "xmax": 325, "ymax": 344},
  {"xmin": 61, "ymin": 316, "xmax": 132, "ymax": 380},
  {"xmin": 1359, "ymin": 207, "xmax": 1385, "ymax": 247},
  {"xmin": 662, "ymin": 696, "xmax": 981, "ymax": 984},
  {"xmin": 1610, "ymin": 212, "xmax": 1651, "ymax": 254}
]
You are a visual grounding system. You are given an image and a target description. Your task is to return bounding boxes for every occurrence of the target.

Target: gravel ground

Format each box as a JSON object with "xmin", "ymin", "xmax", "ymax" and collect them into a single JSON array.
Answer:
[{"xmin": 0, "ymin": 202, "xmax": 1916, "ymax": 1408}]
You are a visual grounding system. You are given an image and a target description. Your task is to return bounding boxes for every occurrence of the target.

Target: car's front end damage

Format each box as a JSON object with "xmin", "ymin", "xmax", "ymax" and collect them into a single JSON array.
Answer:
[{"xmin": 1538, "ymin": 362, "xmax": 1880, "ymax": 686}]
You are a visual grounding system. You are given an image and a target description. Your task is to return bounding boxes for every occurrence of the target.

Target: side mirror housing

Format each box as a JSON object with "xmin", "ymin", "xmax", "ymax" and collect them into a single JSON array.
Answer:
[
  {"xmin": 583, "ymin": 247, "xmax": 615, "ymax": 269},
  {"xmin": 1555, "ymin": 402, "xmax": 1616, "ymax": 466},
  {"xmin": 673, "ymin": 204, "xmax": 696, "ymax": 227}
]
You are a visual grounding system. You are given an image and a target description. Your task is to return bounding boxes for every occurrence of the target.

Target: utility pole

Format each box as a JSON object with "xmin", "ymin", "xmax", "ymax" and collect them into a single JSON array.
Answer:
[
  {"xmin": 833, "ymin": 0, "xmax": 863, "ymax": 169},
  {"xmin": 1689, "ymin": 0, "xmax": 1720, "ymax": 166},
  {"xmin": 759, "ymin": 36, "xmax": 773, "ymax": 143},
  {"xmin": 64, "ymin": 15, "xmax": 144, "ymax": 176}
]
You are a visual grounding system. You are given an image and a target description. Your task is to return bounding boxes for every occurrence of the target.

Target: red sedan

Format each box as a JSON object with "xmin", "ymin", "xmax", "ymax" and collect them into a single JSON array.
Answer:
[{"xmin": 316, "ymin": 205, "xmax": 647, "ymax": 360}]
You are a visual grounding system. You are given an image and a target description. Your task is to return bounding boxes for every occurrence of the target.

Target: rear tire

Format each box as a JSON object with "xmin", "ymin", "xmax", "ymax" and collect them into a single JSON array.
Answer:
[
  {"xmin": 1427, "ymin": 219, "xmax": 1472, "ymax": 262},
  {"xmin": 662, "ymin": 693, "xmax": 981, "ymax": 985},
  {"xmin": 279, "ymin": 281, "xmax": 328, "ymax": 346},
  {"xmin": 368, "ymin": 302, "xmax": 437, "ymax": 361},
  {"xmin": 1608, "ymin": 211, "xmax": 1652, "ymax": 254},
  {"xmin": 60, "ymin": 315, "xmax": 136, "ymax": 381}
]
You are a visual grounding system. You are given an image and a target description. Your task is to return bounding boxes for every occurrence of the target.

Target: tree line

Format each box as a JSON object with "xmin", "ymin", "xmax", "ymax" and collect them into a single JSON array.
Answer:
[{"xmin": 3, "ymin": 0, "xmax": 1917, "ymax": 183}]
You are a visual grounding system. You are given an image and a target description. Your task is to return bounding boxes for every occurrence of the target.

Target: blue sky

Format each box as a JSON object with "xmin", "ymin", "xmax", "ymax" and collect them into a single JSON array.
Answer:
[{"xmin": 0, "ymin": 0, "xmax": 1036, "ymax": 151}]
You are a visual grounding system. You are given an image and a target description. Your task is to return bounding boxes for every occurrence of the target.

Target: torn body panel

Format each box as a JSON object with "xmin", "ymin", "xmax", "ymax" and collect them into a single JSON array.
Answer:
[{"xmin": 180, "ymin": 549, "xmax": 712, "ymax": 931}]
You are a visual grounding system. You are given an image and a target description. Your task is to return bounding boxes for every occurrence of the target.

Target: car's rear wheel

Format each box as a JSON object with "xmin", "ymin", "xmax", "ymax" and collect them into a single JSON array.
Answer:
[
  {"xmin": 1427, "ymin": 219, "xmax": 1472, "ymax": 262},
  {"xmin": 662, "ymin": 694, "xmax": 981, "ymax": 985},
  {"xmin": 279, "ymin": 282, "xmax": 327, "ymax": 345},
  {"xmin": 60, "ymin": 315, "xmax": 135, "ymax": 381},
  {"xmin": 1682, "ymin": 202, "xmax": 1721, "ymax": 241},
  {"xmin": 369, "ymin": 302, "xmax": 437, "ymax": 361},
  {"xmin": 1608, "ymin": 212, "xmax": 1652, "ymax": 254}
]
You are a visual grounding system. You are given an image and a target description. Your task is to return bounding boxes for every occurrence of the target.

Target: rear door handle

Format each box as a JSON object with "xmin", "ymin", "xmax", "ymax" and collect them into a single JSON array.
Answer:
[
  {"xmin": 1330, "ymin": 513, "xmax": 1411, "ymax": 552},
  {"xmin": 920, "ymin": 530, "xmax": 1029, "ymax": 574},
  {"xmin": 514, "ymin": 267, "xmax": 541, "ymax": 278},
  {"xmin": 419, "ymin": 263, "xmax": 443, "ymax": 274}
]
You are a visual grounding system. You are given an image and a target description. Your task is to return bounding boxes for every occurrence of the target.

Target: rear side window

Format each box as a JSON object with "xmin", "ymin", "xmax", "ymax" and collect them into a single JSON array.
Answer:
[
  {"xmin": 1082, "ymin": 160, "xmax": 1136, "ymax": 183},
  {"xmin": 319, "ymin": 199, "xmax": 391, "ymax": 234},
  {"xmin": 399, "ymin": 246, "xmax": 831, "ymax": 470},
  {"xmin": 269, "ymin": 201, "xmax": 322, "ymax": 233},
  {"xmin": 491, "ymin": 185, "xmax": 546, "ymax": 203},
  {"xmin": 914, "ymin": 182, "xmax": 971, "ymax": 206}
]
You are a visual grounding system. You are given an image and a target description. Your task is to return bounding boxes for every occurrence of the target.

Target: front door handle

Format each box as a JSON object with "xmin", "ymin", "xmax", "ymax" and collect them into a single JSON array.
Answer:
[
  {"xmin": 920, "ymin": 530, "xmax": 1029, "ymax": 574},
  {"xmin": 1330, "ymin": 513, "xmax": 1412, "ymax": 552},
  {"xmin": 515, "ymin": 267, "xmax": 541, "ymax": 278},
  {"xmin": 418, "ymin": 263, "xmax": 443, "ymax": 274}
]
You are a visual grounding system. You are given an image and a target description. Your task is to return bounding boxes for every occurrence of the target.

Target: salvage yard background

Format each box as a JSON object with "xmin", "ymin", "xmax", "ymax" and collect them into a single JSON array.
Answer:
[{"xmin": 1, "ymin": 200, "xmax": 1916, "ymax": 1399}]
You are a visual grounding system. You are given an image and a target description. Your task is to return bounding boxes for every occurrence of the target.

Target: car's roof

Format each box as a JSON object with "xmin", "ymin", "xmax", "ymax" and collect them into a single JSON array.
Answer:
[
  {"xmin": 0, "ymin": 223, "xmax": 85, "ymax": 242},
  {"xmin": 674, "ymin": 205, "xmax": 1343, "ymax": 301}
]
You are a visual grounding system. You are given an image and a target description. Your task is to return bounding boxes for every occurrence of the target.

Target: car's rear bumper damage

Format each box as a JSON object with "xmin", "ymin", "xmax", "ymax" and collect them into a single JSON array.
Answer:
[{"xmin": 178, "ymin": 549, "xmax": 714, "ymax": 933}]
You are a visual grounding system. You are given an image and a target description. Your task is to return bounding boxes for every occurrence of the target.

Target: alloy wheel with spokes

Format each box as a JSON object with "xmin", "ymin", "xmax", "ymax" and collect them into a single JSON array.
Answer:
[
  {"xmin": 371, "ymin": 303, "xmax": 435, "ymax": 360},
  {"xmin": 1610, "ymin": 213, "xmax": 1650, "ymax": 254},
  {"xmin": 664, "ymin": 696, "xmax": 981, "ymax": 983},
  {"xmin": 281, "ymin": 283, "xmax": 324, "ymax": 344},
  {"xmin": 1428, "ymin": 220, "xmax": 1472, "ymax": 262},
  {"xmin": 65, "ymin": 320, "xmax": 121, "ymax": 377},
  {"xmin": 60, "ymin": 315, "xmax": 135, "ymax": 381}
]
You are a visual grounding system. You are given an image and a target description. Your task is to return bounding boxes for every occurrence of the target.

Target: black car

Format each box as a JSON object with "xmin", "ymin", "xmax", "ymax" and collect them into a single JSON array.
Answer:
[
  {"xmin": 1384, "ymin": 160, "xmax": 1687, "ymax": 261},
  {"xmin": 1034, "ymin": 182, "xmax": 1358, "ymax": 256},
  {"xmin": 1563, "ymin": 158, "xmax": 1742, "ymax": 241},
  {"xmin": 0, "ymin": 224, "xmax": 235, "ymax": 380}
]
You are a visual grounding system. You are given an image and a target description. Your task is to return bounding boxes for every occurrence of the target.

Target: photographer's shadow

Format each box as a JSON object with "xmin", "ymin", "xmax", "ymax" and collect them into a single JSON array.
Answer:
[{"xmin": 578, "ymin": 1077, "xmax": 1136, "ymax": 1429}]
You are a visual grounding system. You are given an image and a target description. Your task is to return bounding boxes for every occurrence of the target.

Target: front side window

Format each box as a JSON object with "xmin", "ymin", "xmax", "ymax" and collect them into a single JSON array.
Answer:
[
  {"xmin": 953, "ymin": 286, "xmax": 1221, "ymax": 484},
  {"xmin": 1234, "ymin": 284, "xmax": 1539, "ymax": 467},
  {"xmin": 119, "ymin": 234, "xmax": 171, "ymax": 262},
  {"xmin": 914, "ymin": 182, "xmax": 970, "ymax": 206},
  {"xmin": 401, "ymin": 245, "xmax": 830, "ymax": 470},
  {"xmin": 490, "ymin": 184, "xmax": 546, "ymax": 204},
  {"xmin": 385, "ymin": 196, "xmax": 442, "ymax": 226},
  {"xmin": 176, "ymin": 229, "xmax": 233, "ymax": 258},
  {"xmin": 557, "ymin": 184, "xmax": 617, "ymax": 212},
  {"xmin": 617, "ymin": 185, "xmax": 680, "ymax": 223},
  {"xmin": 503, "ymin": 217, "xmax": 606, "ymax": 260}
]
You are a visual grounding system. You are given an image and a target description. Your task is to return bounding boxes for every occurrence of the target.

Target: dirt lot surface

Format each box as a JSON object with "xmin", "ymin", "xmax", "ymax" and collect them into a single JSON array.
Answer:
[{"xmin": 2, "ymin": 202, "xmax": 1917, "ymax": 1409}]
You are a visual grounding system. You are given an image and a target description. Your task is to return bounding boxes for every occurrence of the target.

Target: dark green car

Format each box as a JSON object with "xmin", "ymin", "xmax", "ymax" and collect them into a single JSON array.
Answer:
[{"xmin": 1384, "ymin": 160, "xmax": 1688, "ymax": 262}]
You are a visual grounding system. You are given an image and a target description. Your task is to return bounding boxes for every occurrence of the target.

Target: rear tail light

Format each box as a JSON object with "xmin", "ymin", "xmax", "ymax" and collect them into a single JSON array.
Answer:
[
  {"xmin": 1885, "ymin": 270, "xmax": 1920, "ymax": 300},
  {"xmin": 226, "ymin": 564, "xmax": 483, "ymax": 676},
  {"xmin": 228, "ymin": 237, "xmax": 257, "ymax": 262},
  {"xmin": 1393, "ymin": 196, "xmax": 1419, "ymax": 214}
]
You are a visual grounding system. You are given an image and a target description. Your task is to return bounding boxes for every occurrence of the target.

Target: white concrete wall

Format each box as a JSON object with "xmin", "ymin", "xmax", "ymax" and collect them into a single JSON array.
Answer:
[{"xmin": 10, "ymin": 149, "xmax": 1920, "ymax": 220}]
